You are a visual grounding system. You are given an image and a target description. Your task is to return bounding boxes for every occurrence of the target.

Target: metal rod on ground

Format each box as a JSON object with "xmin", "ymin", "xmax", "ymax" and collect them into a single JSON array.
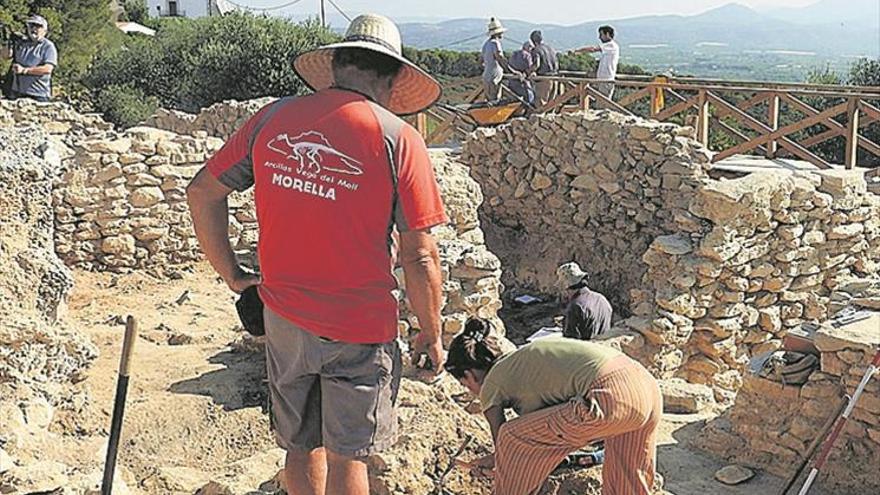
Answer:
[
  {"xmin": 796, "ymin": 348, "xmax": 880, "ymax": 495},
  {"xmin": 435, "ymin": 434, "xmax": 474, "ymax": 494},
  {"xmin": 101, "ymin": 315, "xmax": 138, "ymax": 495},
  {"xmin": 777, "ymin": 396, "xmax": 846, "ymax": 495}
]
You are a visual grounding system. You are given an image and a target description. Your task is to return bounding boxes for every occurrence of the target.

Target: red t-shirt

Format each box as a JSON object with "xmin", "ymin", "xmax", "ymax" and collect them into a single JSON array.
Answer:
[{"xmin": 206, "ymin": 88, "xmax": 448, "ymax": 343}]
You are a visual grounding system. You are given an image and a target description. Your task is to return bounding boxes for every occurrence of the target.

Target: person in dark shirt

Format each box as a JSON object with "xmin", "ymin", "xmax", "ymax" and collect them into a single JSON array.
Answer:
[
  {"xmin": 556, "ymin": 262, "xmax": 613, "ymax": 341},
  {"xmin": 529, "ymin": 30, "xmax": 559, "ymax": 106},
  {"xmin": 507, "ymin": 40, "xmax": 536, "ymax": 104}
]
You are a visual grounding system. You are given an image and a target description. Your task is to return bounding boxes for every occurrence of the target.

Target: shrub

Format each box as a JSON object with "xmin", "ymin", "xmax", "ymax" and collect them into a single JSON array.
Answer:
[
  {"xmin": 93, "ymin": 84, "xmax": 158, "ymax": 128},
  {"xmin": 85, "ymin": 12, "xmax": 338, "ymax": 113}
]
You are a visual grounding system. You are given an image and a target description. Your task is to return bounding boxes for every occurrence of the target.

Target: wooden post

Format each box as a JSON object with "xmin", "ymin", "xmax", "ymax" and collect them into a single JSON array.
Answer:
[
  {"xmin": 845, "ymin": 98, "xmax": 860, "ymax": 169},
  {"xmin": 697, "ymin": 89, "xmax": 710, "ymax": 147},
  {"xmin": 580, "ymin": 84, "xmax": 591, "ymax": 111},
  {"xmin": 416, "ymin": 112, "xmax": 428, "ymax": 139},
  {"xmin": 767, "ymin": 92, "xmax": 780, "ymax": 159},
  {"xmin": 650, "ymin": 84, "xmax": 659, "ymax": 118}
]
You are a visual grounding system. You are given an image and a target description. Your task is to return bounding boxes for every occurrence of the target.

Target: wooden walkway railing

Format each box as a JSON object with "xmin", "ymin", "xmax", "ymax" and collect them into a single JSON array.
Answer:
[{"xmin": 414, "ymin": 73, "xmax": 880, "ymax": 170}]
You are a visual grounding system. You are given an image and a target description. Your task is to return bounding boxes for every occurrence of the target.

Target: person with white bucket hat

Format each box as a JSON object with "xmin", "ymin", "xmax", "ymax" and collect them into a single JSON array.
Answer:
[
  {"xmin": 482, "ymin": 17, "xmax": 520, "ymax": 102},
  {"xmin": 187, "ymin": 13, "xmax": 448, "ymax": 494},
  {"xmin": 556, "ymin": 262, "xmax": 613, "ymax": 340}
]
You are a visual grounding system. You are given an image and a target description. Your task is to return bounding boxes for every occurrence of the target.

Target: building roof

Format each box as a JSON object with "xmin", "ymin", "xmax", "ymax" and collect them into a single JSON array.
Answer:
[{"xmin": 116, "ymin": 21, "xmax": 157, "ymax": 36}]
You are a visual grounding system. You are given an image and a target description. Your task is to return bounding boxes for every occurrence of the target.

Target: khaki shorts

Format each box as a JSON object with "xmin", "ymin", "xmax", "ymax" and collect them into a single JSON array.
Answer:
[
  {"xmin": 595, "ymin": 81, "xmax": 616, "ymax": 100},
  {"xmin": 264, "ymin": 306, "xmax": 402, "ymax": 457}
]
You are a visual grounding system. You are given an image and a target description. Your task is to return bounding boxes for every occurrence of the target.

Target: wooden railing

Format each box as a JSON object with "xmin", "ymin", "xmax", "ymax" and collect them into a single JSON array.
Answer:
[{"xmin": 415, "ymin": 73, "xmax": 880, "ymax": 170}]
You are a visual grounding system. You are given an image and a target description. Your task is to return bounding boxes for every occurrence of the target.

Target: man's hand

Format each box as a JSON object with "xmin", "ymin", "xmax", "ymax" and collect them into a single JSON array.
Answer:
[
  {"xmin": 457, "ymin": 453, "xmax": 495, "ymax": 478},
  {"xmin": 11, "ymin": 63, "xmax": 24, "ymax": 74},
  {"xmin": 412, "ymin": 330, "xmax": 444, "ymax": 375},
  {"xmin": 225, "ymin": 268, "xmax": 261, "ymax": 294},
  {"xmin": 400, "ymin": 229, "xmax": 444, "ymax": 376}
]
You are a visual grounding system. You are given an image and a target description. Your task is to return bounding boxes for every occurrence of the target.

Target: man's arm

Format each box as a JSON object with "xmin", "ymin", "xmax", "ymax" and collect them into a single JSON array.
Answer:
[
  {"xmin": 400, "ymin": 229, "xmax": 444, "ymax": 372},
  {"xmin": 573, "ymin": 46, "xmax": 601, "ymax": 54},
  {"xmin": 484, "ymin": 405, "xmax": 507, "ymax": 444},
  {"xmin": 563, "ymin": 302, "xmax": 586, "ymax": 339},
  {"xmin": 492, "ymin": 47, "xmax": 521, "ymax": 76},
  {"xmin": 530, "ymin": 53, "xmax": 540, "ymax": 74},
  {"xmin": 12, "ymin": 64, "xmax": 53, "ymax": 76},
  {"xmin": 186, "ymin": 169, "xmax": 259, "ymax": 293}
]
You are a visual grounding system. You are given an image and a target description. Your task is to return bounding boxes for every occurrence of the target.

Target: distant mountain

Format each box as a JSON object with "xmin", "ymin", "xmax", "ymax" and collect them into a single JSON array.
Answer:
[
  {"xmin": 765, "ymin": 0, "xmax": 879, "ymax": 28},
  {"xmin": 397, "ymin": 2, "xmax": 879, "ymax": 59}
]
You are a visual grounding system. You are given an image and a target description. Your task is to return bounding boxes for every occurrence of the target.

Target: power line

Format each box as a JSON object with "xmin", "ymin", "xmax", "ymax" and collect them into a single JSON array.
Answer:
[
  {"xmin": 325, "ymin": 0, "xmax": 352, "ymax": 22},
  {"xmin": 223, "ymin": 0, "xmax": 307, "ymax": 12},
  {"xmin": 432, "ymin": 32, "xmax": 527, "ymax": 51},
  {"xmin": 433, "ymin": 32, "xmax": 486, "ymax": 49}
]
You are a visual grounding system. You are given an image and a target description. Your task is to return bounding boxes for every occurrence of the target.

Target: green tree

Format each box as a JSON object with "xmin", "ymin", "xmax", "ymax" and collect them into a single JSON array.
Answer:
[
  {"xmin": 848, "ymin": 58, "xmax": 880, "ymax": 166},
  {"xmin": 849, "ymin": 58, "xmax": 880, "ymax": 87},
  {"xmin": 121, "ymin": 0, "xmax": 147, "ymax": 24},
  {"xmin": 86, "ymin": 13, "xmax": 338, "ymax": 114}
]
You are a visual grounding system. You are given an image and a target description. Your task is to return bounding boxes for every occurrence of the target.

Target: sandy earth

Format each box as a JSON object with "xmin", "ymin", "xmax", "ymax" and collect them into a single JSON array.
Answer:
[{"xmin": 52, "ymin": 263, "xmax": 826, "ymax": 494}]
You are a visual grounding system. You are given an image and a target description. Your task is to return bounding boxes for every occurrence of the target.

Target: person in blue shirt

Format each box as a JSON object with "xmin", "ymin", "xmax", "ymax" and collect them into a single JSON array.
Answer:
[{"xmin": 1, "ymin": 15, "xmax": 58, "ymax": 102}]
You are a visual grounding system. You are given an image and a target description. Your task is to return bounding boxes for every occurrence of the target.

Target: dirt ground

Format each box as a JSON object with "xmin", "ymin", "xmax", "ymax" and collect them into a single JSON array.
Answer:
[{"xmin": 50, "ymin": 263, "xmax": 826, "ymax": 494}]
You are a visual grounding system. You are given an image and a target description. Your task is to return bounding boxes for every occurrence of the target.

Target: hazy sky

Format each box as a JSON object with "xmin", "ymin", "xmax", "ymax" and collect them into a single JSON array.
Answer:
[{"xmin": 243, "ymin": 0, "xmax": 821, "ymax": 25}]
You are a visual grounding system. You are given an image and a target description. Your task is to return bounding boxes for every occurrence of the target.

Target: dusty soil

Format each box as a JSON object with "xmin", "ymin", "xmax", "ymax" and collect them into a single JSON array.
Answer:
[{"xmin": 43, "ymin": 262, "xmax": 825, "ymax": 494}]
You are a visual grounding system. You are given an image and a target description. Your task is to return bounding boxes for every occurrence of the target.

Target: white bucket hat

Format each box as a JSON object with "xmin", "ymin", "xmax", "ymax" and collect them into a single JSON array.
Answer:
[
  {"xmin": 557, "ymin": 262, "xmax": 589, "ymax": 290},
  {"xmin": 293, "ymin": 13, "xmax": 441, "ymax": 116},
  {"xmin": 486, "ymin": 17, "xmax": 507, "ymax": 36}
]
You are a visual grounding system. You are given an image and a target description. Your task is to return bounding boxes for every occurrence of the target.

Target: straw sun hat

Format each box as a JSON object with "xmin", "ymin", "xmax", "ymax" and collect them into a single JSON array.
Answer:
[
  {"xmin": 293, "ymin": 13, "xmax": 441, "ymax": 115},
  {"xmin": 486, "ymin": 17, "xmax": 507, "ymax": 36}
]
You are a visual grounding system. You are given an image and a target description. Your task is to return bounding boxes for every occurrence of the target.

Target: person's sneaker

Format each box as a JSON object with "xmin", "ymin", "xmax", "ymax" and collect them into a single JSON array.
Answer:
[{"xmin": 557, "ymin": 449, "xmax": 605, "ymax": 470}]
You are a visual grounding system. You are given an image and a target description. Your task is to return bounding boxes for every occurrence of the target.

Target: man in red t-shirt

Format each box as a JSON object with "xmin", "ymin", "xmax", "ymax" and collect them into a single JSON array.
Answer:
[{"xmin": 186, "ymin": 13, "xmax": 447, "ymax": 495}]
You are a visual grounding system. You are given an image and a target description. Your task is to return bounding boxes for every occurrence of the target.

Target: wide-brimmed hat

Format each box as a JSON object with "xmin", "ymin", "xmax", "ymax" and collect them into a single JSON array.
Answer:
[
  {"xmin": 557, "ymin": 262, "xmax": 589, "ymax": 290},
  {"xmin": 293, "ymin": 13, "xmax": 441, "ymax": 116},
  {"xmin": 487, "ymin": 17, "xmax": 506, "ymax": 36},
  {"xmin": 25, "ymin": 15, "xmax": 48, "ymax": 28}
]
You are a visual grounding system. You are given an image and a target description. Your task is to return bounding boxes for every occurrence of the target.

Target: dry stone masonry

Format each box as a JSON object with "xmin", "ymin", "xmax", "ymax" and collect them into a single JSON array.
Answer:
[
  {"xmin": 4, "ymin": 96, "xmax": 879, "ymax": 493},
  {"xmin": 698, "ymin": 314, "xmax": 880, "ymax": 494},
  {"xmin": 39, "ymin": 98, "xmax": 505, "ymax": 341},
  {"xmin": 143, "ymin": 97, "xmax": 276, "ymax": 140},
  {"xmin": 53, "ymin": 126, "xmax": 228, "ymax": 271},
  {"xmin": 463, "ymin": 110, "xmax": 880, "ymax": 406}
]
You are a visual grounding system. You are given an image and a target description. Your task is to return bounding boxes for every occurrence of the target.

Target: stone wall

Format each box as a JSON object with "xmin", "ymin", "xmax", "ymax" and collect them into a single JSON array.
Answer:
[
  {"xmin": 697, "ymin": 312, "xmax": 880, "ymax": 494},
  {"xmin": 53, "ymin": 126, "xmax": 229, "ymax": 271},
  {"xmin": 463, "ymin": 111, "xmax": 880, "ymax": 403},
  {"xmin": 50, "ymin": 99, "xmax": 503, "ymax": 340},
  {"xmin": 142, "ymin": 97, "xmax": 276, "ymax": 140},
  {"xmin": 635, "ymin": 168, "xmax": 880, "ymax": 402},
  {"xmin": 463, "ymin": 111, "xmax": 712, "ymax": 312}
]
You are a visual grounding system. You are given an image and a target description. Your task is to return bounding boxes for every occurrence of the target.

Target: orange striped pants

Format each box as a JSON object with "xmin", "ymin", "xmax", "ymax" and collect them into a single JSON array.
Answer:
[{"xmin": 494, "ymin": 356, "xmax": 662, "ymax": 495}]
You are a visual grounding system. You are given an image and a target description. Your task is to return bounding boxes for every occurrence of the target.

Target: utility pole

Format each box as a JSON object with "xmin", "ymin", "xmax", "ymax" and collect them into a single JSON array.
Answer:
[{"xmin": 320, "ymin": 0, "xmax": 326, "ymax": 27}]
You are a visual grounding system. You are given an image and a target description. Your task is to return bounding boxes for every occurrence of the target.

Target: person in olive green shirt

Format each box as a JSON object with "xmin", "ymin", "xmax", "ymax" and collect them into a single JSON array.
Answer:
[{"xmin": 444, "ymin": 318, "xmax": 662, "ymax": 495}]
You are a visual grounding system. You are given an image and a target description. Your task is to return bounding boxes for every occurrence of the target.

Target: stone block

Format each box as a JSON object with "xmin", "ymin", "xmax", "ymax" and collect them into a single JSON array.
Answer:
[
  {"xmin": 659, "ymin": 378, "xmax": 716, "ymax": 413},
  {"xmin": 101, "ymin": 234, "xmax": 136, "ymax": 256},
  {"xmin": 130, "ymin": 187, "xmax": 165, "ymax": 208}
]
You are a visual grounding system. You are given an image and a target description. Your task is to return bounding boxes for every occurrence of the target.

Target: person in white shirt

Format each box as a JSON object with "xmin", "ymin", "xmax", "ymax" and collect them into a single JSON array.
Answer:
[{"xmin": 572, "ymin": 25, "xmax": 619, "ymax": 99}]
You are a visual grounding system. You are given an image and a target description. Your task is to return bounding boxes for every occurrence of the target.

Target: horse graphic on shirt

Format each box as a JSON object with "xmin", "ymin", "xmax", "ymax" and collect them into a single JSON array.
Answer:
[{"xmin": 266, "ymin": 131, "xmax": 364, "ymax": 176}]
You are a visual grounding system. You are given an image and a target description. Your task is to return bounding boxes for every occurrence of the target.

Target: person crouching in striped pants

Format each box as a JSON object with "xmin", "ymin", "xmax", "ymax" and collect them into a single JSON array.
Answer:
[{"xmin": 445, "ymin": 318, "xmax": 662, "ymax": 495}]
